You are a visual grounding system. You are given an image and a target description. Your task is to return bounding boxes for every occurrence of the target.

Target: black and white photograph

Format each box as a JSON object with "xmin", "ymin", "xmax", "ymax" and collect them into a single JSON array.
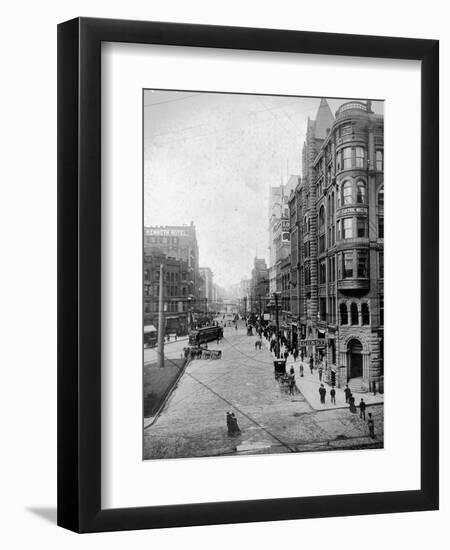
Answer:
[{"xmin": 142, "ymin": 91, "xmax": 385, "ymax": 460}]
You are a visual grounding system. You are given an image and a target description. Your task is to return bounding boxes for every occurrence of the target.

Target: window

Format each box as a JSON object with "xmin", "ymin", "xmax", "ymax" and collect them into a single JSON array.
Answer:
[
  {"xmin": 355, "ymin": 147, "xmax": 365, "ymax": 168},
  {"xmin": 357, "ymin": 251, "xmax": 368, "ymax": 278},
  {"xmin": 343, "ymin": 252, "xmax": 353, "ymax": 278},
  {"xmin": 337, "ymin": 220, "xmax": 341, "ymax": 240},
  {"xmin": 356, "ymin": 181, "xmax": 366, "ymax": 203},
  {"xmin": 343, "ymin": 181, "xmax": 353, "ymax": 205},
  {"xmin": 351, "ymin": 302, "xmax": 359, "ymax": 325},
  {"xmin": 378, "ymin": 187, "xmax": 384, "ymax": 208},
  {"xmin": 362, "ymin": 303, "xmax": 370, "ymax": 325},
  {"xmin": 340, "ymin": 303, "xmax": 348, "ymax": 325},
  {"xmin": 319, "ymin": 205, "xmax": 325, "ymax": 228},
  {"xmin": 336, "ymin": 185, "xmax": 341, "ymax": 207},
  {"xmin": 380, "ymin": 297, "xmax": 384, "ymax": 325},
  {"xmin": 305, "ymin": 266, "xmax": 311, "ymax": 286},
  {"xmin": 357, "ymin": 217, "xmax": 367, "ymax": 238},
  {"xmin": 343, "ymin": 147, "xmax": 352, "ymax": 169},
  {"xmin": 379, "ymin": 251, "xmax": 384, "ymax": 279},
  {"xmin": 378, "ymin": 216, "xmax": 384, "ymax": 238},
  {"xmin": 319, "ymin": 234, "xmax": 325, "ymax": 253},
  {"xmin": 319, "ymin": 261, "xmax": 326, "ymax": 284},
  {"xmin": 320, "ymin": 298, "xmax": 327, "ymax": 321},
  {"xmin": 376, "ymin": 150, "xmax": 384, "ymax": 171},
  {"xmin": 343, "ymin": 217, "xmax": 353, "ymax": 239},
  {"xmin": 336, "ymin": 151, "xmax": 341, "ymax": 172}
]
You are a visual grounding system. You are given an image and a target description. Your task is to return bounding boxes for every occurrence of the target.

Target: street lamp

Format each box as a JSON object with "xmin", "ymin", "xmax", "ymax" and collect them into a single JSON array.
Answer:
[{"xmin": 187, "ymin": 295, "xmax": 194, "ymax": 331}]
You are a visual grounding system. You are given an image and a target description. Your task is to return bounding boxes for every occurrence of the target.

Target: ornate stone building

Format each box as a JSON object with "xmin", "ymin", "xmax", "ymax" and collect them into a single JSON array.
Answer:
[{"xmin": 291, "ymin": 98, "xmax": 384, "ymax": 392}]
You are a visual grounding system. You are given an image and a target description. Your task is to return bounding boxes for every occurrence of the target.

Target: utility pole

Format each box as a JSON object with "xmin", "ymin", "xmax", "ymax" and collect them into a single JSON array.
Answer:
[
  {"xmin": 274, "ymin": 292, "xmax": 280, "ymax": 359},
  {"xmin": 157, "ymin": 263, "xmax": 165, "ymax": 368},
  {"xmin": 259, "ymin": 295, "xmax": 262, "ymax": 322}
]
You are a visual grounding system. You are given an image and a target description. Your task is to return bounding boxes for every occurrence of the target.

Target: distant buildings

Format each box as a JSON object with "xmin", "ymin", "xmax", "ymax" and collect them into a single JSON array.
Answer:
[
  {"xmin": 144, "ymin": 222, "xmax": 215, "ymax": 333},
  {"xmin": 250, "ymin": 258, "xmax": 269, "ymax": 316}
]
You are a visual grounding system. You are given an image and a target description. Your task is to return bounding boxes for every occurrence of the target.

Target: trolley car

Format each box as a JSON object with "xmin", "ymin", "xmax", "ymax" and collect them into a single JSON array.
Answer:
[{"xmin": 189, "ymin": 325, "xmax": 223, "ymax": 346}]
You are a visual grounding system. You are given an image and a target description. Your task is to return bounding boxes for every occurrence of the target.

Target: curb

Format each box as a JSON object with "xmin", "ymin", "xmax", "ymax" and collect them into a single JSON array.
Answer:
[{"xmin": 144, "ymin": 357, "xmax": 190, "ymax": 430}]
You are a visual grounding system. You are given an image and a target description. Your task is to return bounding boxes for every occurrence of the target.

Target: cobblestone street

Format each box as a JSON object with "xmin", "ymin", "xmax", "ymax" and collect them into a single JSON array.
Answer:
[{"xmin": 143, "ymin": 321, "xmax": 383, "ymax": 459}]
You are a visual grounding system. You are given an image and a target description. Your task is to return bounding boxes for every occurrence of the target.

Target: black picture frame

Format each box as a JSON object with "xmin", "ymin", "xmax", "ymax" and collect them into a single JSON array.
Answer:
[{"xmin": 57, "ymin": 17, "xmax": 439, "ymax": 533}]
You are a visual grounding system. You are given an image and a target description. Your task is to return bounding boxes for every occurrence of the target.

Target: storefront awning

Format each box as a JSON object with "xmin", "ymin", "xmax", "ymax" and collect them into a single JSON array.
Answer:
[{"xmin": 144, "ymin": 325, "xmax": 157, "ymax": 333}]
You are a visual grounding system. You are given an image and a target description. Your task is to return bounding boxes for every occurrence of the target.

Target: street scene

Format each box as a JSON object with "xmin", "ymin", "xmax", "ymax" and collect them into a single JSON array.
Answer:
[{"xmin": 143, "ymin": 91, "xmax": 384, "ymax": 459}]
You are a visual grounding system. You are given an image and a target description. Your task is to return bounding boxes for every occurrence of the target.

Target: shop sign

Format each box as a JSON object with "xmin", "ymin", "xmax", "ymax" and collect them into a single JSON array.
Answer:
[{"xmin": 298, "ymin": 339, "xmax": 328, "ymax": 347}]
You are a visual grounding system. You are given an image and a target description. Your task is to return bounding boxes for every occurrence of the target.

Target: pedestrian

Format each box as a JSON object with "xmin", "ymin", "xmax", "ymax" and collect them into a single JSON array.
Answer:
[
  {"xmin": 367, "ymin": 412, "xmax": 375, "ymax": 438},
  {"xmin": 289, "ymin": 374, "xmax": 296, "ymax": 395},
  {"xmin": 230, "ymin": 413, "xmax": 241, "ymax": 435},
  {"xmin": 226, "ymin": 412, "xmax": 233, "ymax": 436},
  {"xmin": 300, "ymin": 350, "xmax": 304, "ymax": 362},
  {"xmin": 309, "ymin": 356, "xmax": 314, "ymax": 374},
  {"xmin": 293, "ymin": 348, "xmax": 298, "ymax": 361},
  {"xmin": 330, "ymin": 386, "xmax": 336, "ymax": 404},
  {"xmin": 299, "ymin": 363, "xmax": 304, "ymax": 377},
  {"xmin": 359, "ymin": 398, "xmax": 367, "ymax": 420},
  {"xmin": 344, "ymin": 384, "xmax": 351, "ymax": 403},
  {"xmin": 349, "ymin": 394, "xmax": 357, "ymax": 413},
  {"xmin": 289, "ymin": 365, "xmax": 295, "ymax": 375},
  {"xmin": 318, "ymin": 366, "xmax": 323, "ymax": 382},
  {"xmin": 319, "ymin": 384, "xmax": 326, "ymax": 404}
]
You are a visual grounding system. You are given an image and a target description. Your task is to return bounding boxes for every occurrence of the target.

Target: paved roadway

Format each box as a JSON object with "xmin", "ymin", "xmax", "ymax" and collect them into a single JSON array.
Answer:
[{"xmin": 143, "ymin": 321, "xmax": 383, "ymax": 459}]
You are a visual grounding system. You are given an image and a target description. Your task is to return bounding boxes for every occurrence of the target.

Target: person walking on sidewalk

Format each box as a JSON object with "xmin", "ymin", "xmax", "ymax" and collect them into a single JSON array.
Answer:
[
  {"xmin": 230, "ymin": 413, "xmax": 241, "ymax": 436},
  {"xmin": 299, "ymin": 363, "xmax": 304, "ymax": 377},
  {"xmin": 330, "ymin": 386, "xmax": 336, "ymax": 404},
  {"xmin": 344, "ymin": 384, "xmax": 351, "ymax": 403},
  {"xmin": 367, "ymin": 412, "xmax": 375, "ymax": 438},
  {"xmin": 318, "ymin": 366, "xmax": 323, "ymax": 382},
  {"xmin": 226, "ymin": 412, "xmax": 232, "ymax": 436},
  {"xmin": 309, "ymin": 356, "xmax": 314, "ymax": 374},
  {"xmin": 359, "ymin": 398, "xmax": 367, "ymax": 420},
  {"xmin": 319, "ymin": 384, "xmax": 326, "ymax": 404}
]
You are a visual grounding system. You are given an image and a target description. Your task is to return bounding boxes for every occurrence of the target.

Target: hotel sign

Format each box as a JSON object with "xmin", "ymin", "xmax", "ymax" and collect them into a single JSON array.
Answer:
[
  {"xmin": 338, "ymin": 206, "xmax": 366, "ymax": 216},
  {"xmin": 145, "ymin": 228, "xmax": 189, "ymax": 237}
]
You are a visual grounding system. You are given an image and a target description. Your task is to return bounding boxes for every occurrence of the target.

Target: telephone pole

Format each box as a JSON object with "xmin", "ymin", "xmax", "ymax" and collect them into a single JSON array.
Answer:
[
  {"xmin": 157, "ymin": 263, "xmax": 165, "ymax": 368},
  {"xmin": 274, "ymin": 292, "xmax": 280, "ymax": 359}
]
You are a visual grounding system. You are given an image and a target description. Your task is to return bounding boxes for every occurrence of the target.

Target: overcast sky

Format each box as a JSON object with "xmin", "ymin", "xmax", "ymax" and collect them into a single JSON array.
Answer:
[{"xmin": 144, "ymin": 90, "xmax": 383, "ymax": 289}]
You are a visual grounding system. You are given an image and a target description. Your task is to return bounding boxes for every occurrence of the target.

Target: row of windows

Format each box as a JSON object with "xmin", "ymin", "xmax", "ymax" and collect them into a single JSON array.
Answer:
[
  {"xmin": 144, "ymin": 285, "xmax": 189, "ymax": 297},
  {"xmin": 314, "ymin": 184, "xmax": 383, "ymax": 232},
  {"xmin": 144, "ymin": 300, "xmax": 188, "ymax": 314},
  {"xmin": 144, "ymin": 269, "xmax": 189, "ymax": 282},
  {"xmin": 340, "ymin": 302, "xmax": 370, "ymax": 325},
  {"xmin": 145, "ymin": 236, "xmax": 180, "ymax": 245},
  {"xmin": 335, "ymin": 147, "xmax": 383, "ymax": 172},
  {"xmin": 301, "ymin": 251, "xmax": 383, "ymax": 286}
]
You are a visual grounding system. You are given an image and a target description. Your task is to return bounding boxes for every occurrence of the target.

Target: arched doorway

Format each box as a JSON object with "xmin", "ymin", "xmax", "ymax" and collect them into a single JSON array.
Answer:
[{"xmin": 347, "ymin": 338, "xmax": 363, "ymax": 379}]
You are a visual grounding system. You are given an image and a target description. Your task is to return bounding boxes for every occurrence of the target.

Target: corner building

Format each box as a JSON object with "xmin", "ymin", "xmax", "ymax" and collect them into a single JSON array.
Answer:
[{"xmin": 293, "ymin": 99, "xmax": 384, "ymax": 392}]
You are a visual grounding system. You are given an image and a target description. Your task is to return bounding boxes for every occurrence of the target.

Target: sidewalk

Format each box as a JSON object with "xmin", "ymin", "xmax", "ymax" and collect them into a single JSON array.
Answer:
[{"xmin": 262, "ymin": 337, "xmax": 384, "ymax": 411}]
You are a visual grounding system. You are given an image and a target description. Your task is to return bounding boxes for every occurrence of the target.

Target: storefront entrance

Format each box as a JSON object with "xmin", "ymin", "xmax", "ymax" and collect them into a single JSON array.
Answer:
[{"xmin": 347, "ymin": 339, "xmax": 363, "ymax": 379}]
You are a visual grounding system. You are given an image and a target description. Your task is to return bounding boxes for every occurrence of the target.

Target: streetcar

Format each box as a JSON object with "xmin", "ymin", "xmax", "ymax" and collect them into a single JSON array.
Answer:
[{"xmin": 188, "ymin": 325, "xmax": 223, "ymax": 346}]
